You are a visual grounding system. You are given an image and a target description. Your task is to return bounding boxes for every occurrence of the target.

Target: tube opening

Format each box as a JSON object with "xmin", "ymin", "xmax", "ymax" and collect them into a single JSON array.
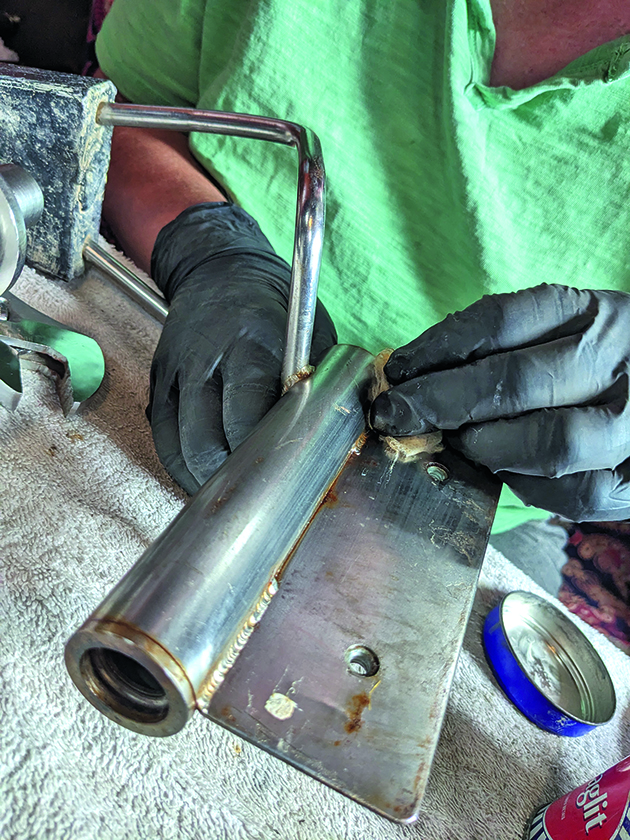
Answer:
[{"xmin": 81, "ymin": 648, "xmax": 169, "ymax": 724}]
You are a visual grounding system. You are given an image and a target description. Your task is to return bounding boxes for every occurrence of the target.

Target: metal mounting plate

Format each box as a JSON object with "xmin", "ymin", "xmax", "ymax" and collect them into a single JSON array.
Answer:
[{"xmin": 202, "ymin": 432, "xmax": 500, "ymax": 823}]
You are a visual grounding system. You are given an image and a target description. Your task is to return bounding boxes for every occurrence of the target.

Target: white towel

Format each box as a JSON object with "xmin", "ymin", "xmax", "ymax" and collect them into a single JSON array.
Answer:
[{"xmin": 2, "ymin": 244, "xmax": 629, "ymax": 840}]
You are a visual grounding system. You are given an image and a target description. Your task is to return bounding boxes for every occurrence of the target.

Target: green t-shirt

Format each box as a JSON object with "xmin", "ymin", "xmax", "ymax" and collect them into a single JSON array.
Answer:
[{"xmin": 97, "ymin": 0, "xmax": 630, "ymax": 533}]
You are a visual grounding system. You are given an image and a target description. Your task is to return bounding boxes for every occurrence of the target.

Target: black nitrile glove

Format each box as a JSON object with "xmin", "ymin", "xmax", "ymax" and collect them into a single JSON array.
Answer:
[
  {"xmin": 148, "ymin": 202, "xmax": 337, "ymax": 494},
  {"xmin": 371, "ymin": 284, "xmax": 630, "ymax": 521}
]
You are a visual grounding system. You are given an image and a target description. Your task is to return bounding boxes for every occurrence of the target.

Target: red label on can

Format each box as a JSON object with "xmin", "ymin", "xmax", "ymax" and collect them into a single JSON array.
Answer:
[{"xmin": 529, "ymin": 757, "xmax": 630, "ymax": 839}]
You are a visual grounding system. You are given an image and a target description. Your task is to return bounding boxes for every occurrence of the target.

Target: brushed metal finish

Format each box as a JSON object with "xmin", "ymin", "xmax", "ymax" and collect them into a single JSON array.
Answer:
[
  {"xmin": 202, "ymin": 433, "xmax": 500, "ymax": 822},
  {"xmin": 96, "ymin": 103, "xmax": 324, "ymax": 386},
  {"xmin": 66, "ymin": 345, "xmax": 374, "ymax": 735},
  {"xmin": 83, "ymin": 240, "xmax": 168, "ymax": 323}
]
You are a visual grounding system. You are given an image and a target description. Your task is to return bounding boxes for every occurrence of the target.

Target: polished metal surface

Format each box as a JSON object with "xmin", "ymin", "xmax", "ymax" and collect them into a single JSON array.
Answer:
[
  {"xmin": 0, "ymin": 292, "xmax": 105, "ymax": 414},
  {"xmin": 96, "ymin": 103, "xmax": 324, "ymax": 386},
  {"xmin": 84, "ymin": 240, "xmax": 168, "ymax": 323},
  {"xmin": 501, "ymin": 592, "xmax": 616, "ymax": 724},
  {"xmin": 0, "ymin": 163, "xmax": 43, "ymax": 296},
  {"xmin": 0, "ymin": 163, "xmax": 43, "ymax": 229},
  {"xmin": 201, "ymin": 432, "xmax": 500, "ymax": 822},
  {"xmin": 0, "ymin": 163, "xmax": 52, "ymax": 410},
  {"xmin": 0, "ymin": 337, "xmax": 21, "ymax": 410},
  {"xmin": 66, "ymin": 344, "xmax": 374, "ymax": 736}
]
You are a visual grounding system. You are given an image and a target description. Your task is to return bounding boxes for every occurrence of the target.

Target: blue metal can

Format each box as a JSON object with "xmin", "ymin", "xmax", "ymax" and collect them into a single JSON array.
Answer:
[{"xmin": 483, "ymin": 591, "xmax": 615, "ymax": 736}]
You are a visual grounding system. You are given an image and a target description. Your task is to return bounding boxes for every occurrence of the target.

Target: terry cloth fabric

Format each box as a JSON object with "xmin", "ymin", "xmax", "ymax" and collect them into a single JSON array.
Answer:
[
  {"xmin": 2, "ymin": 247, "xmax": 630, "ymax": 840},
  {"xmin": 96, "ymin": 0, "xmax": 630, "ymax": 533}
]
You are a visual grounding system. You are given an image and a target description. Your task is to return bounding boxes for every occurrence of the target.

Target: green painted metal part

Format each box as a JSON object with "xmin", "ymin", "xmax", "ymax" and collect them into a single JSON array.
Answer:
[
  {"xmin": 0, "ymin": 292, "xmax": 105, "ymax": 413},
  {"xmin": 10, "ymin": 318, "xmax": 105, "ymax": 403}
]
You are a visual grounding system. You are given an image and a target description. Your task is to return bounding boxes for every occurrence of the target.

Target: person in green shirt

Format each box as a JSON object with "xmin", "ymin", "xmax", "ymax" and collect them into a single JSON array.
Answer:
[{"xmin": 94, "ymin": 0, "xmax": 630, "ymax": 534}]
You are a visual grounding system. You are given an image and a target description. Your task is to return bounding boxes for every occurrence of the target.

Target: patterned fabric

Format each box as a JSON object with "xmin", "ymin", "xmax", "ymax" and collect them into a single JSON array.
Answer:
[
  {"xmin": 84, "ymin": 0, "xmax": 114, "ymax": 75},
  {"xmin": 560, "ymin": 521, "xmax": 630, "ymax": 653}
]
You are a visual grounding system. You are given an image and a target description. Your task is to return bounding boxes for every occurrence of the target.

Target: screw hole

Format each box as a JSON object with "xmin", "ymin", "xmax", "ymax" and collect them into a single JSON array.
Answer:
[
  {"xmin": 345, "ymin": 645, "xmax": 379, "ymax": 677},
  {"xmin": 426, "ymin": 462, "xmax": 449, "ymax": 483}
]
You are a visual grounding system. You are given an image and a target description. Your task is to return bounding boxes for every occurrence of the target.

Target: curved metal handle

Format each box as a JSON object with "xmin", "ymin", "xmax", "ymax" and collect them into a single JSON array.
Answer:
[{"xmin": 96, "ymin": 102, "xmax": 325, "ymax": 387}]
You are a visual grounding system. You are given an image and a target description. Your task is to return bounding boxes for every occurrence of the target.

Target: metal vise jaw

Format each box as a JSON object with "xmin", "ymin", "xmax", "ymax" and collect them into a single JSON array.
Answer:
[
  {"xmin": 0, "ymin": 65, "xmax": 114, "ymax": 413},
  {"xmin": 0, "ymin": 163, "xmax": 104, "ymax": 413},
  {"xmin": 0, "ymin": 64, "xmax": 115, "ymax": 281}
]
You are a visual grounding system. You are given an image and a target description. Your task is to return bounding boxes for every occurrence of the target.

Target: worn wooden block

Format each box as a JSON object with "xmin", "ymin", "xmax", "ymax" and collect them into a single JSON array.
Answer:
[{"xmin": 0, "ymin": 63, "xmax": 115, "ymax": 280}]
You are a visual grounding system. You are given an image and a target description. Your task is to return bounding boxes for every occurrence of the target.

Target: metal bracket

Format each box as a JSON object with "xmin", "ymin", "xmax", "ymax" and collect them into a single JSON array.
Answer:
[{"xmin": 200, "ymin": 433, "xmax": 500, "ymax": 822}]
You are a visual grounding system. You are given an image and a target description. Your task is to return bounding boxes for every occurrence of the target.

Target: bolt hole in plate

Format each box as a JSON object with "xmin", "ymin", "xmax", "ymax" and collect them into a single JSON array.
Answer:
[
  {"xmin": 425, "ymin": 462, "xmax": 449, "ymax": 483},
  {"xmin": 345, "ymin": 645, "xmax": 379, "ymax": 677},
  {"xmin": 483, "ymin": 591, "xmax": 616, "ymax": 735}
]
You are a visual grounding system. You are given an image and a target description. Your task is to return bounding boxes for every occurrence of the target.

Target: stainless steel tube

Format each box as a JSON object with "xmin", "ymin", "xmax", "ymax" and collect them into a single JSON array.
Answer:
[
  {"xmin": 65, "ymin": 344, "xmax": 374, "ymax": 736},
  {"xmin": 96, "ymin": 102, "xmax": 325, "ymax": 386},
  {"xmin": 83, "ymin": 240, "xmax": 168, "ymax": 323}
]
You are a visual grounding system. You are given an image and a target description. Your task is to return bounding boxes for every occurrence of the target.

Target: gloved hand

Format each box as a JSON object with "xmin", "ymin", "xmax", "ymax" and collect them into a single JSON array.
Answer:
[
  {"xmin": 148, "ymin": 202, "xmax": 337, "ymax": 494},
  {"xmin": 371, "ymin": 284, "xmax": 630, "ymax": 521}
]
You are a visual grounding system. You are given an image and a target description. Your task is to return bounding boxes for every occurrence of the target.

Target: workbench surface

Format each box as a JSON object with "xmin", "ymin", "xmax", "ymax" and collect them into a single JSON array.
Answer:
[{"xmin": 2, "ymin": 243, "xmax": 629, "ymax": 840}]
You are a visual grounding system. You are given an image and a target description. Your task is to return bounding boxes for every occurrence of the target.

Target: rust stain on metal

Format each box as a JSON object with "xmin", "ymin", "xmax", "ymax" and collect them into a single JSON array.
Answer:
[
  {"xmin": 414, "ymin": 760, "xmax": 427, "ymax": 792},
  {"xmin": 207, "ymin": 485, "xmax": 236, "ymax": 516},
  {"xmin": 220, "ymin": 705, "xmax": 236, "ymax": 723},
  {"xmin": 322, "ymin": 486, "xmax": 338, "ymax": 507},
  {"xmin": 344, "ymin": 691, "xmax": 370, "ymax": 734},
  {"xmin": 281, "ymin": 365, "xmax": 315, "ymax": 394},
  {"xmin": 362, "ymin": 790, "xmax": 394, "ymax": 815},
  {"xmin": 273, "ymin": 431, "xmax": 368, "ymax": 585}
]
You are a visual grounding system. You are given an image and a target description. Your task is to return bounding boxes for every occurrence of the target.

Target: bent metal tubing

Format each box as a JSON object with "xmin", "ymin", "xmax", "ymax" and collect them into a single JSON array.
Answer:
[{"xmin": 96, "ymin": 102, "xmax": 325, "ymax": 388}]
